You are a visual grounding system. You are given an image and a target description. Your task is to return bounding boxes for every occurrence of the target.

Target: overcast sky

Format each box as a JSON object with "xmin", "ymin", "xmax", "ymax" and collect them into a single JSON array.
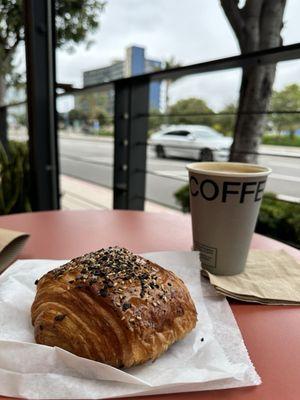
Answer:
[{"xmin": 56, "ymin": 0, "xmax": 300, "ymax": 112}]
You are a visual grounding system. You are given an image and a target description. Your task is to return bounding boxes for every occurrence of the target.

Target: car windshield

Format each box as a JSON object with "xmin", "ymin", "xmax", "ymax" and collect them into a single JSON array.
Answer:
[{"xmin": 194, "ymin": 130, "xmax": 222, "ymax": 139}]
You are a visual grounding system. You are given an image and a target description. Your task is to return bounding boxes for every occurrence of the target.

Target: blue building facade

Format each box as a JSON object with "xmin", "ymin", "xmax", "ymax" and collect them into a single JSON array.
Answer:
[{"xmin": 83, "ymin": 46, "xmax": 162, "ymax": 111}]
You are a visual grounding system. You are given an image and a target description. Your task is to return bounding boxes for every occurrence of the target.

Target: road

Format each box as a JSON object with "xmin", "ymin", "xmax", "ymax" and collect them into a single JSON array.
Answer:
[{"xmin": 59, "ymin": 137, "xmax": 300, "ymax": 209}]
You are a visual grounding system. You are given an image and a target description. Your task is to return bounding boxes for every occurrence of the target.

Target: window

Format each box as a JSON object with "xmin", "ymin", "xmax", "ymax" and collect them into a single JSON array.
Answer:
[
  {"xmin": 164, "ymin": 130, "xmax": 190, "ymax": 137},
  {"xmin": 194, "ymin": 130, "xmax": 222, "ymax": 139}
]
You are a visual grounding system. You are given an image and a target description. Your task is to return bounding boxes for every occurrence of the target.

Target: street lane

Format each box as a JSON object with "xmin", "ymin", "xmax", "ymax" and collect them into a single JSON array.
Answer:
[{"xmin": 59, "ymin": 137, "xmax": 300, "ymax": 209}]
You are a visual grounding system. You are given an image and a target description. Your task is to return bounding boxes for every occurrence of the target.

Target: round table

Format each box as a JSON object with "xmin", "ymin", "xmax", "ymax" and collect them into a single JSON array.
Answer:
[{"xmin": 0, "ymin": 210, "xmax": 299, "ymax": 400}]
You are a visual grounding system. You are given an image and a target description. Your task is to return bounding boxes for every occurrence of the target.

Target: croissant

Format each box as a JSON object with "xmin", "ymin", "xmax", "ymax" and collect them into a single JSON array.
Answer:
[{"xmin": 31, "ymin": 247, "xmax": 197, "ymax": 368}]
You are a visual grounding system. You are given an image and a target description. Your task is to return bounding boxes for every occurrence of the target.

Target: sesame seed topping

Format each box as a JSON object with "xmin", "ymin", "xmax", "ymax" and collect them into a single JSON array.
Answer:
[
  {"xmin": 49, "ymin": 247, "xmax": 169, "ymax": 318},
  {"xmin": 76, "ymin": 284, "xmax": 84, "ymax": 289},
  {"xmin": 122, "ymin": 302, "xmax": 131, "ymax": 311},
  {"xmin": 98, "ymin": 288, "xmax": 108, "ymax": 297},
  {"xmin": 54, "ymin": 314, "xmax": 66, "ymax": 321}
]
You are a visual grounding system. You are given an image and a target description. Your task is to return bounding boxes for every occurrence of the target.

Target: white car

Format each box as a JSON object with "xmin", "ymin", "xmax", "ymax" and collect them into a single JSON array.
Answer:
[{"xmin": 150, "ymin": 125, "xmax": 233, "ymax": 161}]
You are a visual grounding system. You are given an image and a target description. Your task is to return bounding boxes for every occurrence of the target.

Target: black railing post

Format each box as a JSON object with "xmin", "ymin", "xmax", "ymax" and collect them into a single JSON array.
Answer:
[
  {"xmin": 24, "ymin": 0, "xmax": 60, "ymax": 211},
  {"xmin": 113, "ymin": 78, "xmax": 149, "ymax": 210},
  {"xmin": 0, "ymin": 106, "xmax": 8, "ymax": 152}
]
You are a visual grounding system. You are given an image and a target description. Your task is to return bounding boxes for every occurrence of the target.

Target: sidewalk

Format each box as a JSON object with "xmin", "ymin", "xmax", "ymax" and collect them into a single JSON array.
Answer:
[{"xmin": 60, "ymin": 175, "xmax": 183, "ymax": 215}]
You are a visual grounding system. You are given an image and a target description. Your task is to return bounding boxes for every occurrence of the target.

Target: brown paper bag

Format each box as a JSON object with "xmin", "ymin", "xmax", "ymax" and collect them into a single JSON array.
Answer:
[
  {"xmin": 0, "ymin": 228, "xmax": 29, "ymax": 275},
  {"xmin": 204, "ymin": 250, "xmax": 300, "ymax": 305}
]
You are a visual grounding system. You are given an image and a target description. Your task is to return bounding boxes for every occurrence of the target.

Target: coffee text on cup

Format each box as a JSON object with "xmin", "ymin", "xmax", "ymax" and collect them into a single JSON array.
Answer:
[{"xmin": 190, "ymin": 176, "xmax": 266, "ymax": 203}]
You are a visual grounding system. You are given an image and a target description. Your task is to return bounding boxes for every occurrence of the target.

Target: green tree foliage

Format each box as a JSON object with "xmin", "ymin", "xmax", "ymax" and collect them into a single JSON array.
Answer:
[
  {"xmin": 11, "ymin": 111, "xmax": 27, "ymax": 127},
  {"xmin": 256, "ymin": 194, "xmax": 300, "ymax": 248},
  {"xmin": 168, "ymin": 98, "xmax": 214, "ymax": 126},
  {"xmin": 262, "ymin": 135, "xmax": 300, "ymax": 147},
  {"xmin": 55, "ymin": 1, "xmax": 105, "ymax": 49},
  {"xmin": 0, "ymin": 0, "xmax": 105, "ymax": 101},
  {"xmin": 214, "ymin": 103, "xmax": 236, "ymax": 136},
  {"xmin": 74, "ymin": 92, "xmax": 110, "ymax": 122},
  {"xmin": 68, "ymin": 108, "xmax": 88, "ymax": 124},
  {"xmin": 270, "ymin": 84, "xmax": 300, "ymax": 139},
  {"xmin": 0, "ymin": 141, "xmax": 31, "ymax": 214},
  {"xmin": 95, "ymin": 109, "xmax": 110, "ymax": 126},
  {"xmin": 148, "ymin": 112, "xmax": 164, "ymax": 132}
]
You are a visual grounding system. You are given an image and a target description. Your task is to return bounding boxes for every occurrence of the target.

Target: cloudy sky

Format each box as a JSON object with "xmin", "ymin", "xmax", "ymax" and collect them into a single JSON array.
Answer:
[{"xmin": 56, "ymin": 0, "xmax": 300, "ymax": 112}]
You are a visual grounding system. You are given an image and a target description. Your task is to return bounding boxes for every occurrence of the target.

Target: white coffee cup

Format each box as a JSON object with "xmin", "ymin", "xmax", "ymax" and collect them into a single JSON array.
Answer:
[{"xmin": 186, "ymin": 162, "xmax": 272, "ymax": 275}]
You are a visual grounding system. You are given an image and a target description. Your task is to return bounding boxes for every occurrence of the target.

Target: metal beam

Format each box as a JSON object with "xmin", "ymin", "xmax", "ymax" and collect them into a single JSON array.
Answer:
[
  {"xmin": 119, "ymin": 43, "xmax": 300, "ymax": 83},
  {"xmin": 0, "ymin": 106, "xmax": 8, "ymax": 152},
  {"xmin": 2, "ymin": 43, "xmax": 299, "ymax": 104},
  {"xmin": 64, "ymin": 42, "xmax": 300, "ymax": 94},
  {"xmin": 113, "ymin": 78, "xmax": 149, "ymax": 209},
  {"xmin": 24, "ymin": 0, "xmax": 60, "ymax": 211}
]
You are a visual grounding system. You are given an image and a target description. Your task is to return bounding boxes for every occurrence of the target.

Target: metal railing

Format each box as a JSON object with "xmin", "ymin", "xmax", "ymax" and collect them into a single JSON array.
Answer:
[
  {"xmin": 1, "ymin": 16, "xmax": 300, "ymax": 211},
  {"xmin": 61, "ymin": 42, "xmax": 300, "ymax": 210}
]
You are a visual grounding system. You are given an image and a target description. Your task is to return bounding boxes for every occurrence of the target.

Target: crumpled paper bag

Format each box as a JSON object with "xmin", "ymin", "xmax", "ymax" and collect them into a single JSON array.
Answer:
[
  {"xmin": 204, "ymin": 250, "xmax": 300, "ymax": 305},
  {"xmin": 0, "ymin": 252, "xmax": 260, "ymax": 399},
  {"xmin": 0, "ymin": 227, "xmax": 29, "ymax": 274}
]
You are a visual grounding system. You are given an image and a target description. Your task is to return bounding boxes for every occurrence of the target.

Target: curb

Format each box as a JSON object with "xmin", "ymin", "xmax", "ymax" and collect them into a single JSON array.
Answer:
[{"xmin": 59, "ymin": 133, "xmax": 113, "ymax": 142}]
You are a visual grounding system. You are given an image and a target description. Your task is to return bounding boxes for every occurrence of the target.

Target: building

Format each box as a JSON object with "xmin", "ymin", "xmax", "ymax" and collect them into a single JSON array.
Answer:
[{"xmin": 82, "ymin": 46, "xmax": 162, "ymax": 111}]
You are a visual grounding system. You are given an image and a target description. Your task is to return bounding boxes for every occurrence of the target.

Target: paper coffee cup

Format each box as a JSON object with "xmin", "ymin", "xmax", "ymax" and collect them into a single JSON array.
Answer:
[{"xmin": 187, "ymin": 162, "xmax": 272, "ymax": 275}]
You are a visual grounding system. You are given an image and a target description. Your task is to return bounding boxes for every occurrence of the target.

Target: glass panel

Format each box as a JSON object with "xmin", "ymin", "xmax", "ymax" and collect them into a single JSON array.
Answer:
[
  {"xmin": 0, "ymin": 0, "xmax": 30, "ymax": 215},
  {"xmin": 165, "ymin": 131, "xmax": 190, "ymax": 136}
]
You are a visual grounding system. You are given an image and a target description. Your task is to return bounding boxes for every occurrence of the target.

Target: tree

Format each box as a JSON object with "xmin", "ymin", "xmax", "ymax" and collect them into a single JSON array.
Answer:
[
  {"xmin": 74, "ymin": 91, "xmax": 111, "ymax": 126},
  {"xmin": 214, "ymin": 103, "xmax": 237, "ymax": 136},
  {"xmin": 270, "ymin": 84, "xmax": 300, "ymax": 139},
  {"xmin": 163, "ymin": 57, "xmax": 181, "ymax": 115},
  {"xmin": 169, "ymin": 98, "xmax": 215, "ymax": 126},
  {"xmin": 148, "ymin": 111, "xmax": 164, "ymax": 132},
  {"xmin": 0, "ymin": 0, "xmax": 105, "ymax": 105},
  {"xmin": 221, "ymin": 0, "xmax": 287, "ymax": 162},
  {"xmin": 94, "ymin": 108, "xmax": 110, "ymax": 126},
  {"xmin": 68, "ymin": 108, "xmax": 88, "ymax": 125},
  {"xmin": 12, "ymin": 111, "xmax": 27, "ymax": 127}
]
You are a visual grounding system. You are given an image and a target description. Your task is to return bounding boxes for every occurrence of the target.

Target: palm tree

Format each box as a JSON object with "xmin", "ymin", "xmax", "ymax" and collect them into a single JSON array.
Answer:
[{"xmin": 164, "ymin": 57, "xmax": 181, "ymax": 118}]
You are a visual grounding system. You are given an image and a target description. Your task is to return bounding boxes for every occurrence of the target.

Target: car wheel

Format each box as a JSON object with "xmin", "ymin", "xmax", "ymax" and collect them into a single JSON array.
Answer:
[
  {"xmin": 156, "ymin": 145, "xmax": 166, "ymax": 158},
  {"xmin": 200, "ymin": 148, "xmax": 214, "ymax": 161}
]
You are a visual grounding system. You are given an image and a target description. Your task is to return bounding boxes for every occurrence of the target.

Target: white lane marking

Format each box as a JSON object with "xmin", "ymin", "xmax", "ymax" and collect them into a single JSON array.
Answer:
[
  {"xmin": 270, "ymin": 173, "xmax": 300, "ymax": 183},
  {"xmin": 153, "ymin": 170, "xmax": 188, "ymax": 178},
  {"xmin": 262, "ymin": 161, "xmax": 300, "ymax": 169},
  {"xmin": 83, "ymin": 156, "xmax": 113, "ymax": 162}
]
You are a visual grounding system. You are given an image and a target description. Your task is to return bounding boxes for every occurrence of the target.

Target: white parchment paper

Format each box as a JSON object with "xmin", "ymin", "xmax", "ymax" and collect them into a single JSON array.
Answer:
[{"xmin": 0, "ymin": 252, "xmax": 261, "ymax": 399}]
